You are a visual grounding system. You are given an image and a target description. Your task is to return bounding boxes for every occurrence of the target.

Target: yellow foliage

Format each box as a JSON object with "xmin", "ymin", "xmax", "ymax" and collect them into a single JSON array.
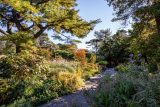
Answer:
[
  {"xmin": 57, "ymin": 71, "xmax": 84, "ymax": 91},
  {"xmin": 3, "ymin": 0, "xmax": 38, "ymax": 13}
]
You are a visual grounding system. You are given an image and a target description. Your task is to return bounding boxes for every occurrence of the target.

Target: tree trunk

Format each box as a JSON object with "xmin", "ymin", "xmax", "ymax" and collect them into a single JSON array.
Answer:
[
  {"xmin": 154, "ymin": 1, "xmax": 160, "ymax": 35},
  {"xmin": 143, "ymin": 54, "xmax": 149, "ymax": 64},
  {"xmin": 16, "ymin": 45, "xmax": 21, "ymax": 53},
  {"xmin": 155, "ymin": 14, "xmax": 160, "ymax": 35}
]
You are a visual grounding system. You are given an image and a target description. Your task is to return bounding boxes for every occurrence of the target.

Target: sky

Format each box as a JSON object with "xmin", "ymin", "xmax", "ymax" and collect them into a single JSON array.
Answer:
[
  {"xmin": 75, "ymin": 0, "xmax": 126, "ymax": 49},
  {"xmin": 49, "ymin": 0, "xmax": 130, "ymax": 49},
  {"xmin": 0, "ymin": 0, "xmax": 129, "ymax": 49}
]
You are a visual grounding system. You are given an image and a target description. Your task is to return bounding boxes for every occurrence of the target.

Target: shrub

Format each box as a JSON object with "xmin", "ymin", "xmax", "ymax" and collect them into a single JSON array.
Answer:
[
  {"xmin": 94, "ymin": 64, "xmax": 160, "ymax": 107},
  {"xmin": 148, "ymin": 62, "xmax": 158, "ymax": 73},
  {"xmin": 98, "ymin": 61, "xmax": 108, "ymax": 65},
  {"xmin": 50, "ymin": 63, "xmax": 75, "ymax": 73},
  {"xmin": 0, "ymin": 46, "xmax": 99, "ymax": 106},
  {"xmin": 0, "ymin": 52, "xmax": 86, "ymax": 106},
  {"xmin": 37, "ymin": 48, "xmax": 51, "ymax": 59},
  {"xmin": 82, "ymin": 63, "xmax": 99, "ymax": 80},
  {"xmin": 0, "ymin": 50, "xmax": 52, "ymax": 106},
  {"xmin": 115, "ymin": 64, "xmax": 130, "ymax": 73},
  {"xmin": 74, "ymin": 49, "xmax": 87, "ymax": 66},
  {"xmin": 97, "ymin": 61, "xmax": 108, "ymax": 71},
  {"xmin": 52, "ymin": 50, "xmax": 74, "ymax": 60},
  {"xmin": 57, "ymin": 71, "xmax": 84, "ymax": 94},
  {"xmin": 0, "ymin": 57, "xmax": 13, "ymax": 78}
]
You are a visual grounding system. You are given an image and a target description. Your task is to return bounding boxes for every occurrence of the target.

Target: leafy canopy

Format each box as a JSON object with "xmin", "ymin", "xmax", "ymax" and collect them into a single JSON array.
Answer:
[
  {"xmin": 0, "ymin": 0, "xmax": 99, "ymax": 38},
  {"xmin": 106, "ymin": 0, "xmax": 160, "ymax": 64}
]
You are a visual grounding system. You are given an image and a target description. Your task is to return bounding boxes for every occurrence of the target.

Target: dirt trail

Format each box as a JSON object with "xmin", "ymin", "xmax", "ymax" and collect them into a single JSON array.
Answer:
[{"xmin": 40, "ymin": 68, "xmax": 116, "ymax": 107}]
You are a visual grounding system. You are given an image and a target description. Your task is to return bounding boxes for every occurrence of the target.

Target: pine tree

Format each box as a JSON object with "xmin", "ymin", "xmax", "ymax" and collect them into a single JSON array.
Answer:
[{"xmin": 0, "ymin": 0, "xmax": 99, "ymax": 52}]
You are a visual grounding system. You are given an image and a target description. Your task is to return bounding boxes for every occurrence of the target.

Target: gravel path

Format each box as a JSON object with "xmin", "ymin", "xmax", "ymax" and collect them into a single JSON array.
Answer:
[{"xmin": 40, "ymin": 68, "xmax": 116, "ymax": 107}]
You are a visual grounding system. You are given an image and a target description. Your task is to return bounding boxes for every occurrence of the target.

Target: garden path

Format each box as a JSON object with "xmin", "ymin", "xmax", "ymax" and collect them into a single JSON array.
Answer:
[{"xmin": 40, "ymin": 68, "xmax": 116, "ymax": 107}]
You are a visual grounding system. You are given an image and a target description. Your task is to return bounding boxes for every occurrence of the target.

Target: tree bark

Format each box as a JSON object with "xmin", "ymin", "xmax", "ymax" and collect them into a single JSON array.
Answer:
[
  {"xmin": 143, "ymin": 54, "xmax": 149, "ymax": 64},
  {"xmin": 155, "ymin": 14, "xmax": 160, "ymax": 35},
  {"xmin": 154, "ymin": 1, "xmax": 160, "ymax": 35},
  {"xmin": 34, "ymin": 26, "xmax": 47, "ymax": 39},
  {"xmin": 16, "ymin": 45, "xmax": 21, "ymax": 53},
  {"xmin": 7, "ymin": 22, "xmax": 12, "ymax": 34}
]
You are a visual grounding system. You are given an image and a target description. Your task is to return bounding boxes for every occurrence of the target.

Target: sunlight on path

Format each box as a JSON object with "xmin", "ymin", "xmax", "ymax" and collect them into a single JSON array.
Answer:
[{"xmin": 40, "ymin": 68, "xmax": 116, "ymax": 107}]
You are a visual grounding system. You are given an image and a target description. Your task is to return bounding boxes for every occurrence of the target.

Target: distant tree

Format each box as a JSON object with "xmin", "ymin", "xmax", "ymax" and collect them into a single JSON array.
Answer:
[
  {"xmin": 88, "ymin": 29, "xmax": 129, "ymax": 66},
  {"xmin": 58, "ymin": 43, "xmax": 77, "ymax": 53},
  {"xmin": 86, "ymin": 29, "xmax": 112, "ymax": 53},
  {"xmin": 100, "ymin": 30, "xmax": 129, "ymax": 66}
]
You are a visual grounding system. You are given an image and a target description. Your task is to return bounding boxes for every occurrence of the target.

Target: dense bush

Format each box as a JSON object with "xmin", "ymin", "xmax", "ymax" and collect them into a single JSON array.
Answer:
[
  {"xmin": 115, "ymin": 64, "xmax": 130, "ymax": 73},
  {"xmin": 0, "ymin": 47, "xmax": 89, "ymax": 106},
  {"xmin": 82, "ymin": 63, "xmax": 99, "ymax": 80},
  {"xmin": 52, "ymin": 50, "xmax": 74, "ymax": 60},
  {"xmin": 0, "ymin": 46, "xmax": 99, "ymax": 106},
  {"xmin": 58, "ymin": 71, "xmax": 84, "ymax": 94},
  {"xmin": 74, "ymin": 49, "xmax": 87, "ymax": 65},
  {"xmin": 82, "ymin": 54, "xmax": 99, "ymax": 79},
  {"xmin": 148, "ymin": 62, "xmax": 158, "ymax": 73},
  {"xmin": 0, "ymin": 48, "xmax": 55, "ymax": 106},
  {"xmin": 97, "ymin": 61, "xmax": 108, "ymax": 65},
  {"xmin": 94, "ymin": 64, "xmax": 160, "ymax": 107}
]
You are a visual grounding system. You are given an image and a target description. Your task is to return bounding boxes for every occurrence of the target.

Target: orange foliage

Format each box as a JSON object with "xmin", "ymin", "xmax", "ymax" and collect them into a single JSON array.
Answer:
[
  {"xmin": 74, "ymin": 49, "xmax": 86, "ymax": 65},
  {"xmin": 74, "ymin": 49, "xmax": 86, "ymax": 59}
]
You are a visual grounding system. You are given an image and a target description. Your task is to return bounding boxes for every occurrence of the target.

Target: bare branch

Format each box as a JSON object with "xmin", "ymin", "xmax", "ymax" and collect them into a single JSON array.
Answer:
[
  {"xmin": 7, "ymin": 21, "xmax": 12, "ymax": 34},
  {"xmin": 0, "ymin": 14, "xmax": 9, "ymax": 20},
  {"xmin": 36, "ymin": 0, "xmax": 50, "ymax": 5},
  {"xmin": 11, "ymin": 10, "xmax": 28, "ymax": 31},
  {"xmin": 34, "ymin": 25, "xmax": 48, "ymax": 38},
  {"xmin": 0, "ymin": 10, "xmax": 12, "ymax": 13},
  {"xmin": 23, "ymin": 23, "xmax": 35, "ymax": 31}
]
